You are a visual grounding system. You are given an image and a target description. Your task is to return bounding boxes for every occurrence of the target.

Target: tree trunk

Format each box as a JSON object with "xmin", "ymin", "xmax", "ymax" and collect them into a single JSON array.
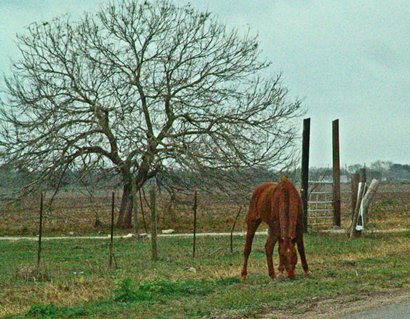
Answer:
[
  {"xmin": 117, "ymin": 160, "xmax": 154, "ymax": 228},
  {"xmin": 123, "ymin": 195, "xmax": 133, "ymax": 228},
  {"xmin": 117, "ymin": 179, "xmax": 133, "ymax": 228}
]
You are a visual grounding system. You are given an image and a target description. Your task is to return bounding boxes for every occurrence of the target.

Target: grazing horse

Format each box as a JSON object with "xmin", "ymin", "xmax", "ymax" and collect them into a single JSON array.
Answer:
[{"xmin": 241, "ymin": 177, "xmax": 309, "ymax": 280}]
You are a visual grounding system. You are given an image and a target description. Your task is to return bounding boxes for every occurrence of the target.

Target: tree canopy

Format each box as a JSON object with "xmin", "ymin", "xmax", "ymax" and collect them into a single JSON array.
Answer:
[{"xmin": 0, "ymin": 0, "xmax": 302, "ymax": 226}]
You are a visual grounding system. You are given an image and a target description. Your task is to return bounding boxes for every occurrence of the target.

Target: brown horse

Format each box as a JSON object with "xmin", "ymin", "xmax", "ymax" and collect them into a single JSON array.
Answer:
[{"xmin": 241, "ymin": 177, "xmax": 309, "ymax": 280}]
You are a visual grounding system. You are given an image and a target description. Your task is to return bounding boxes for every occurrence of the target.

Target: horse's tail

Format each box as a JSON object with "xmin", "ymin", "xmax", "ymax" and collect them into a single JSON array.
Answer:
[{"xmin": 277, "ymin": 176, "xmax": 298, "ymax": 239}]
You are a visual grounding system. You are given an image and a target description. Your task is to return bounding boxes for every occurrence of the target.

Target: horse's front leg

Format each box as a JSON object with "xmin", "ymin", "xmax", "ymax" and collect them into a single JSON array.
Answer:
[
  {"xmin": 278, "ymin": 239, "xmax": 286, "ymax": 279},
  {"xmin": 241, "ymin": 218, "xmax": 261, "ymax": 280},
  {"xmin": 265, "ymin": 228, "xmax": 277, "ymax": 280}
]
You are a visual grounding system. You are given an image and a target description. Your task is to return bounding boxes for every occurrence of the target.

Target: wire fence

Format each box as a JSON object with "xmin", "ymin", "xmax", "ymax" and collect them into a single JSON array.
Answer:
[
  {"xmin": 0, "ymin": 186, "xmax": 250, "ymax": 290},
  {"xmin": 0, "ymin": 181, "xmax": 408, "ymax": 295},
  {"xmin": 0, "ymin": 186, "xmax": 251, "ymax": 278},
  {"xmin": 0, "ymin": 180, "xmax": 360, "ymax": 238},
  {"xmin": 0, "ymin": 186, "xmax": 251, "ymax": 236}
]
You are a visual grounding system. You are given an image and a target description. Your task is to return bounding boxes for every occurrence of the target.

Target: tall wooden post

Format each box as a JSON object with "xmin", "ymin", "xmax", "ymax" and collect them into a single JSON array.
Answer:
[
  {"xmin": 351, "ymin": 173, "xmax": 360, "ymax": 222},
  {"xmin": 332, "ymin": 119, "xmax": 341, "ymax": 227},
  {"xmin": 192, "ymin": 190, "xmax": 198, "ymax": 258},
  {"xmin": 109, "ymin": 192, "xmax": 115, "ymax": 269},
  {"xmin": 150, "ymin": 187, "xmax": 158, "ymax": 260},
  {"xmin": 37, "ymin": 193, "xmax": 44, "ymax": 269},
  {"xmin": 301, "ymin": 118, "xmax": 310, "ymax": 232}
]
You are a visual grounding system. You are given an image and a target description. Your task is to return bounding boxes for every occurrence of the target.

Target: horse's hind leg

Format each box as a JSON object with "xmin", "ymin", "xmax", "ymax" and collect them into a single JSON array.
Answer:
[
  {"xmin": 297, "ymin": 236, "xmax": 309, "ymax": 274},
  {"xmin": 265, "ymin": 227, "xmax": 277, "ymax": 279},
  {"xmin": 241, "ymin": 218, "xmax": 261, "ymax": 279}
]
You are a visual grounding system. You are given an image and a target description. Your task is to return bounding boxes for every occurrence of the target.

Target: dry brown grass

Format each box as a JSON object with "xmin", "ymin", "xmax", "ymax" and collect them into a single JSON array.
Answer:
[
  {"xmin": 1, "ymin": 276, "xmax": 111, "ymax": 317},
  {"xmin": 1, "ymin": 230, "xmax": 409, "ymax": 318},
  {"xmin": 0, "ymin": 183, "xmax": 408, "ymax": 236}
]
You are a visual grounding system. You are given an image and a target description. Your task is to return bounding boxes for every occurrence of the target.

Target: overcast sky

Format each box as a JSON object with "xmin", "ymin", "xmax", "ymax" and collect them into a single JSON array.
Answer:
[{"xmin": 0, "ymin": 0, "xmax": 409, "ymax": 167}]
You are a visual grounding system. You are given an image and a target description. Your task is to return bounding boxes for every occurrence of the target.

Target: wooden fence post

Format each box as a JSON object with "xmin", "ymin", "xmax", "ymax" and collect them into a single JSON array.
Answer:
[
  {"xmin": 150, "ymin": 187, "xmax": 158, "ymax": 260},
  {"xmin": 332, "ymin": 119, "xmax": 341, "ymax": 227},
  {"xmin": 109, "ymin": 192, "xmax": 115, "ymax": 269},
  {"xmin": 37, "ymin": 193, "xmax": 44, "ymax": 269},
  {"xmin": 230, "ymin": 206, "xmax": 242, "ymax": 253},
  {"xmin": 131, "ymin": 177, "xmax": 139, "ymax": 239},
  {"xmin": 139, "ymin": 189, "xmax": 148, "ymax": 234},
  {"xmin": 301, "ymin": 118, "xmax": 311, "ymax": 232},
  {"xmin": 360, "ymin": 167, "xmax": 367, "ymax": 184},
  {"xmin": 351, "ymin": 174, "xmax": 360, "ymax": 222},
  {"xmin": 359, "ymin": 167, "xmax": 368, "ymax": 224},
  {"xmin": 192, "ymin": 191, "xmax": 198, "ymax": 258}
]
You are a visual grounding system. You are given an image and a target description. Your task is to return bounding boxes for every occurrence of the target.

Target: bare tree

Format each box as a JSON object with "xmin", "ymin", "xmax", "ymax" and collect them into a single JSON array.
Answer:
[{"xmin": 0, "ymin": 0, "xmax": 302, "ymax": 227}]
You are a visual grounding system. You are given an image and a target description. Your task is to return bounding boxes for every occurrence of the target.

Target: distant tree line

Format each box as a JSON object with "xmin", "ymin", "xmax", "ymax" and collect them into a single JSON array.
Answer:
[
  {"xmin": 307, "ymin": 161, "xmax": 410, "ymax": 182},
  {"xmin": 1, "ymin": 160, "xmax": 409, "ymax": 193}
]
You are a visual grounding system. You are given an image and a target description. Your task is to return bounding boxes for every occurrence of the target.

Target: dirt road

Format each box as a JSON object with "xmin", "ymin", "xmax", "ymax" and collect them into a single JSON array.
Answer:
[
  {"xmin": 263, "ymin": 287, "xmax": 410, "ymax": 319},
  {"xmin": 0, "ymin": 228, "xmax": 407, "ymax": 241},
  {"xmin": 0, "ymin": 231, "xmax": 265, "ymax": 241},
  {"xmin": 341, "ymin": 301, "xmax": 410, "ymax": 319}
]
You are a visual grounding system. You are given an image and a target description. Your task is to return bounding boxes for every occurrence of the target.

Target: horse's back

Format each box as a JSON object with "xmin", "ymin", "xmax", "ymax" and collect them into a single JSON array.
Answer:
[
  {"xmin": 274, "ymin": 177, "xmax": 304, "ymax": 238},
  {"xmin": 245, "ymin": 182, "xmax": 277, "ymax": 223}
]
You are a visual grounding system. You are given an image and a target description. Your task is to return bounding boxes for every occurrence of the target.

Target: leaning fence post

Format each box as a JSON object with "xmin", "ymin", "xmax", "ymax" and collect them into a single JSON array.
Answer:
[
  {"xmin": 230, "ymin": 206, "xmax": 243, "ymax": 254},
  {"xmin": 150, "ymin": 187, "xmax": 158, "ymax": 260},
  {"xmin": 37, "ymin": 193, "xmax": 44, "ymax": 270},
  {"xmin": 357, "ymin": 179, "xmax": 379, "ymax": 237},
  {"xmin": 109, "ymin": 192, "xmax": 115, "ymax": 269},
  {"xmin": 350, "ymin": 183, "xmax": 365, "ymax": 239},
  {"xmin": 359, "ymin": 167, "xmax": 368, "ymax": 224},
  {"xmin": 192, "ymin": 190, "xmax": 198, "ymax": 258},
  {"xmin": 360, "ymin": 179, "xmax": 379, "ymax": 223}
]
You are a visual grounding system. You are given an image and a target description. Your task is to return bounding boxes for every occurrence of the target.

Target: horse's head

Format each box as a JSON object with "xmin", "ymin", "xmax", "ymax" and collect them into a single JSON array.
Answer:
[{"xmin": 284, "ymin": 238, "xmax": 298, "ymax": 279}]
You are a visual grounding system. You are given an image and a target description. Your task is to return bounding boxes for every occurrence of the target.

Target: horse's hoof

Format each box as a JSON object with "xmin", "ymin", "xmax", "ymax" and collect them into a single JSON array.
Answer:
[
  {"xmin": 287, "ymin": 269, "xmax": 296, "ymax": 280},
  {"xmin": 241, "ymin": 274, "xmax": 247, "ymax": 281}
]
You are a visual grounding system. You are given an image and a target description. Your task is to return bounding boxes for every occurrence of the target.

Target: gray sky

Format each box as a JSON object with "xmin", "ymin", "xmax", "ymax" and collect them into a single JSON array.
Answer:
[{"xmin": 0, "ymin": 0, "xmax": 409, "ymax": 167}]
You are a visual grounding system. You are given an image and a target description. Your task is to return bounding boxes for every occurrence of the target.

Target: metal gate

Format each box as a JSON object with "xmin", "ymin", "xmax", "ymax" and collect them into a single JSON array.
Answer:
[{"xmin": 307, "ymin": 180, "xmax": 334, "ymax": 230}]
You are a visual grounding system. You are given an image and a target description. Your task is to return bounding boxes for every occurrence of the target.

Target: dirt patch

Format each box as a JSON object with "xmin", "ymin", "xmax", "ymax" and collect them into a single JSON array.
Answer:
[{"xmin": 260, "ymin": 286, "xmax": 410, "ymax": 319}]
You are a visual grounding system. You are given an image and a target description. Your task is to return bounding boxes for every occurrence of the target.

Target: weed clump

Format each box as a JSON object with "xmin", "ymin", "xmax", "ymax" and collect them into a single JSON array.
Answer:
[
  {"xmin": 113, "ymin": 277, "xmax": 224, "ymax": 304},
  {"xmin": 26, "ymin": 303, "xmax": 56, "ymax": 317},
  {"xmin": 113, "ymin": 278, "xmax": 148, "ymax": 303},
  {"xmin": 25, "ymin": 303, "xmax": 90, "ymax": 318},
  {"xmin": 14, "ymin": 265, "xmax": 50, "ymax": 282}
]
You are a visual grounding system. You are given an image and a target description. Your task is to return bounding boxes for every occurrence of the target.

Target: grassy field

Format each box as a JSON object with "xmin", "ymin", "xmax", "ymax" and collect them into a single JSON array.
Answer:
[
  {"xmin": 1, "ymin": 231, "xmax": 410, "ymax": 318},
  {"xmin": 1, "ymin": 182, "xmax": 409, "ymax": 317},
  {"xmin": 1, "ymin": 183, "xmax": 409, "ymax": 236}
]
